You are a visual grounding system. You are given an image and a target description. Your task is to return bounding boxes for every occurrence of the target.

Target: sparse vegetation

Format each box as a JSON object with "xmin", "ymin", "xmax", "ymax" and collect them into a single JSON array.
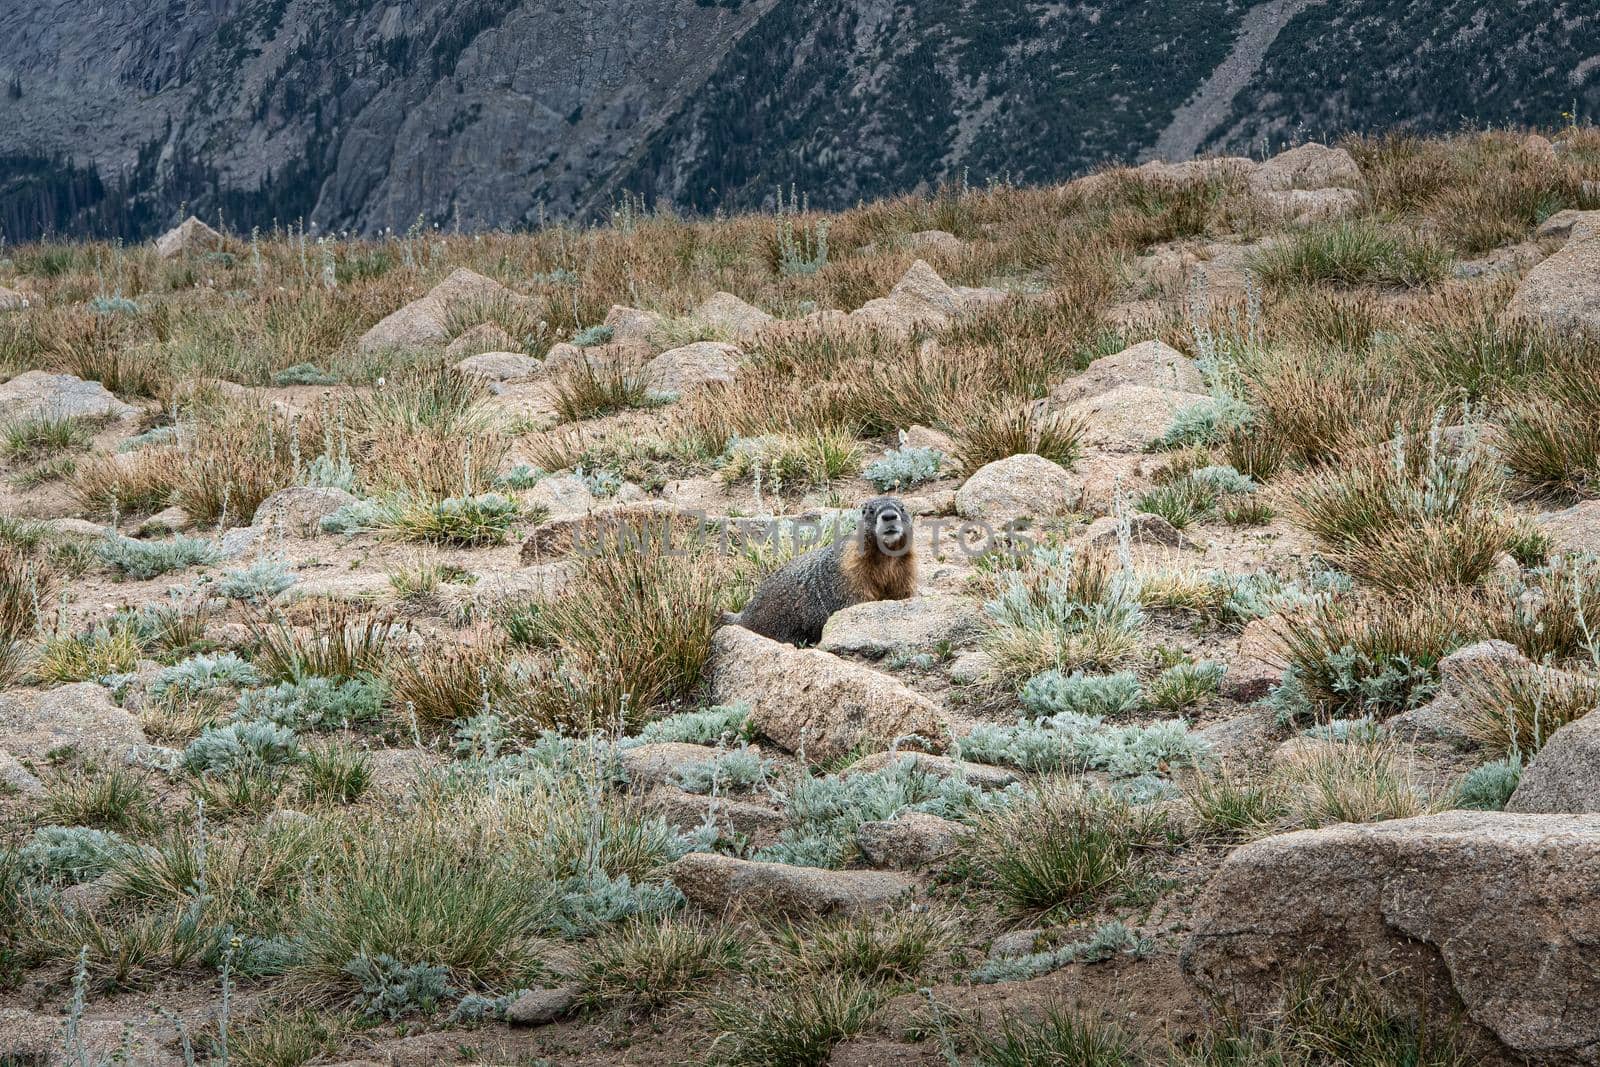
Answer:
[{"xmin": 0, "ymin": 129, "xmax": 1594, "ymax": 1066}]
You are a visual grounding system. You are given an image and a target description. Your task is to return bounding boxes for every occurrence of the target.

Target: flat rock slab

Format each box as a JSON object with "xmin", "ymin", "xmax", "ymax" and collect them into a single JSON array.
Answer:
[
  {"xmin": 1182, "ymin": 811, "xmax": 1600, "ymax": 1066},
  {"xmin": 0, "ymin": 371, "xmax": 137, "ymax": 422},
  {"xmin": 819, "ymin": 595, "xmax": 985, "ymax": 658},
  {"xmin": 669, "ymin": 852, "xmax": 916, "ymax": 916}
]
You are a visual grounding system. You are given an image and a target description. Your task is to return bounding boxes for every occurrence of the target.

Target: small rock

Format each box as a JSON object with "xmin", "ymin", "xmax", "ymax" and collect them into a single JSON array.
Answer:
[
  {"xmin": 819, "ymin": 595, "xmax": 985, "ymax": 658},
  {"xmin": 134, "ymin": 505, "xmax": 190, "ymax": 538},
  {"xmin": 901, "ymin": 424, "xmax": 956, "ymax": 455},
  {"xmin": 506, "ymin": 985, "xmax": 579, "ymax": 1027},
  {"xmin": 647, "ymin": 786, "xmax": 788, "ymax": 840},
  {"xmin": 1077, "ymin": 511, "xmax": 1189, "ymax": 550},
  {"xmin": 217, "ymin": 525, "xmax": 269, "ymax": 559},
  {"xmin": 1221, "ymin": 617, "xmax": 1285, "ymax": 702},
  {"xmin": 622, "ymin": 742, "xmax": 742, "ymax": 787},
  {"xmin": 987, "ymin": 928, "xmax": 1045, "ymax": 960},
  {"xmin": 155, "ymin": 215, "xmax": 224, "ymax": 258},
  {"xmin": 0, "ymin": 749, "xmax": 44, "ymax": 798},
  {"xmin": 252, "ymin": 486, "xmax": 358, "ymax": 536},
  {"xmin": 0, "ymin": 285, "xmax": 29, "ymax": 311},
  {"xmin": 1195, "ymin": 709, "xmax": 1278, "ymax": 763},
  {"xmin": 948, "ymin": 650, "xmax": 996, "ymax": 685},
  {"xmin": 955, "ymin": 453, "xmax": 1077, "ymax": 527},
  {"xmin": 1505, "ymin": 227, "xmax": 1600, "ymax": 333},
  {"xmin": 0, "ymin": 370, "xmax": 137, "ymax": 422},
  {"xmin": 669, "ymin": 853, "xmax": 916, "ymax": 916},
  {"xmin": 856, "ymin": 811, "xmax": 964, "ymax": 869}
]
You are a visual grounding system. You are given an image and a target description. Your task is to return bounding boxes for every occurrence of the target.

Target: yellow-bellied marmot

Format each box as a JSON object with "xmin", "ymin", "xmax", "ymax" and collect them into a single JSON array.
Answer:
[{"xmin": 732, "ymin": 496, "xmax": 916, "ymax": 645}]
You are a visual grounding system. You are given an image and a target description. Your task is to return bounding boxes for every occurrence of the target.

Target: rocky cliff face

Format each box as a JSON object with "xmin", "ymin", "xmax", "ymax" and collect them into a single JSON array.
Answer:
[{"xmin": 1, "ymin": 0, "xmax": 1597, "ymax": 239}]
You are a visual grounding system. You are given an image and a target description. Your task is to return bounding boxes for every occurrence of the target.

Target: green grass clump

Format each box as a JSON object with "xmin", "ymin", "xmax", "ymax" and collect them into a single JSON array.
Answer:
[
  {"xmin": 388, "ymin": 492, "xmax": 523, "ymax": 546},
  {"xmin": 1252, "ymin": 219, "xmax": 1450, "ymax": 289},
  {"xmin": 2, "ymin": 413, "xmax": 96, "ymax": 460}
]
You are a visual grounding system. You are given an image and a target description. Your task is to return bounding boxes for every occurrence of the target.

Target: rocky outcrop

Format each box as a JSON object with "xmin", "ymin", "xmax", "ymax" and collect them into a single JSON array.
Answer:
[
  {"xmin": 669, "ymin": 852, "xmax": 916, "ymax": 916},
  {"xmin": 155, "ymin": 215, "xmax": 224, "ymax": 258},
  {"xmin": 0, "ymin": 684, "xmax": 147, "ymax": 761},
  {"xmin": 818, "ymin": 595, "xmax": 985, "ymax": 658},
  {"xmin": 1182, "ymin": 812, "xmax": 1600, "ymax": 1066},
  {"xmin": 1247, "ymin": 141, "xmax": 1362, "ymax": 192},
  {"xmin": 1507, "ymin": 710, "xmax": 1600, "ymax": 814},
  {"xmin": 356, "ymin": 269, "xmax": 526, "ymax": 353},
  {"xmin": 0, "ymin": 371, "xmax": 137, "ymax": 422},
  {"xmin": 955, "ymin": 453, "xmax": 1077, "ymax": 526},
  {"xmin": 709, "ymin": 626, "xmax": 946, "ymax": 763}
]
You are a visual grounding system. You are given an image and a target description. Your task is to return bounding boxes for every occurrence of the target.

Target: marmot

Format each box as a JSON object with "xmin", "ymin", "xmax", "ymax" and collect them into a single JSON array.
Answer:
[{"xmin": 732, "ymin": 496, "xmax": 916, "ymax": 645}]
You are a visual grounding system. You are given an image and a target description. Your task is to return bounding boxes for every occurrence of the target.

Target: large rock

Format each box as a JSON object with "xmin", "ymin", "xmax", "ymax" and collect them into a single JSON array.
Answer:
[
  {"xmin": 357, "ymin": 269, "xmax": 524, "ymax": 353},
  {"xmin": 506, "ymin": 985, "xmax": 579, "ymax": 1027},
  {"xmin": 0, "ymin": 371, "xmax": 137, "ymax": 422},
  {"xmin": 1249, "ymin": 142, "xmax": 1363, "ymax": 192},
  {"xmin": 643, "ymin": 341, "xmax": 745, "ymax": 396},
  {"xmin": 155, "ymin": 215, "xmax": 224, "ymax": 258},
  {"xmin": 669, "ymin": 852, "xmax": 916, "ymax": 916},
  {"xmin": 0, "ymin": 285, "xmax": 29, "ymax": 311},
  {"xmin": 709, "ymin": 627, "xmax": 946, "ymax": 763},
  {"xmin": 1182, "ymin": 812, "xmax": 1600, "ymax": 1066},
  {"xmin": 1535, "ymin": 500, "xmax": 1600, "ymax": 556},
  {"xmin": 1506, "ymin": 228, "xmax": 1600, "ymax": 334},
  {"xmin": 444, "ymin": 322, "xmax": 519, "ymax": 359},
  {"xmin": 0, "ymin": 684, "xmax": 147, "ymax": 761},
  {"xmin": 954, "ymin": 453, "xmax": 1077, "ymax": 527},
  {"xmin": 819, "ymin": 595, "xmax": 985, "ymax": 658},
  {"xmin": 1508, "ymin": 710, "xmax": 1600, "ymax": 814},
  {"xmin": 1061, "ymin": 383, "xmax": 1209, "ymax": 453},
  {"xmin": 1048, "ymin": 340, "xmax": 1203, "ymax": 406},
  {"xmin": 695, "ymin": 291, "xmax": 774, "ymax": 340},
  {"xmin": 251, "ymin": 486, "xmax": 358, "ymax": 535},
  {"xmin": 647, "ymin": 786, "xmax": 788, "ymax": 840},
  {"xmin": 621, "ymin": 742, "xmax": 751, "ymax": 787}
]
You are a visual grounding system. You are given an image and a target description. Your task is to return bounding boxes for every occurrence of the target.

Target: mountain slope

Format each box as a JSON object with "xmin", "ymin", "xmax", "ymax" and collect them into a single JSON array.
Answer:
[{"xmin": 1, "ymin": 0, "xmax": 1597, "ymax": 240}]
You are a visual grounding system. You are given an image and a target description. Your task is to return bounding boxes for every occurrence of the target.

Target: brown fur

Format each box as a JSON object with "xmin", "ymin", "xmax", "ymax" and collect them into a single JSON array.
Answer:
[{"xmin": 840, "ymin": 534, "xmax": 917, "ymax": 602}]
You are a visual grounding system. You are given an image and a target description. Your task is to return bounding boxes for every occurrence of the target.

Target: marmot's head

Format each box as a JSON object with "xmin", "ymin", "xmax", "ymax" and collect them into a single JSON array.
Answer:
[{"xmin": 861, "ymin": 496, "xmax": 911, "ymax": 556}]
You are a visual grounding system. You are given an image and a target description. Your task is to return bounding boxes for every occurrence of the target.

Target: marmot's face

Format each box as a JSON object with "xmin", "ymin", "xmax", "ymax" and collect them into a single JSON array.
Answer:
[{"xmin": 862, "ymin": 497, "xmax": 911, "ymax": 554}]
